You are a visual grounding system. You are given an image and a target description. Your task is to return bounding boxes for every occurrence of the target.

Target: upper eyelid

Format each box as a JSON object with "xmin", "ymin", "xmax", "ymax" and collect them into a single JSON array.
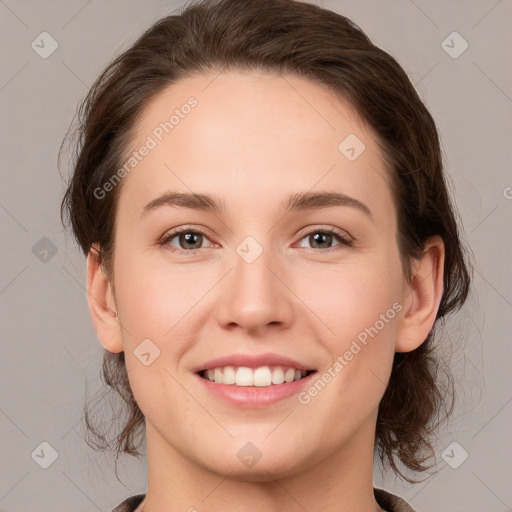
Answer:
[
  {"xmin": 296, "ymin": 224, "xmax": 352, "ymax": 239},
  {"xmin": 162, "ymin": 224, "xmax": 351, "ymax": 238}
]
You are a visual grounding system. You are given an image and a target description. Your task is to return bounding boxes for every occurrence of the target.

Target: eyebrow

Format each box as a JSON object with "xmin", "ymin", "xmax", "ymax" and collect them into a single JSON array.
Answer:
[{"xmin": 141, "ymin": 190, "xmax": 373, "ymax": 220}]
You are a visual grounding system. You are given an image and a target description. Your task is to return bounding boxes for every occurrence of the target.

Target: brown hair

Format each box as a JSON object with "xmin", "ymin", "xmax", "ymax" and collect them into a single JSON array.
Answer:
[{"xmin": 60, "ymin": 0, "xmax": 473, "ymax": 483}]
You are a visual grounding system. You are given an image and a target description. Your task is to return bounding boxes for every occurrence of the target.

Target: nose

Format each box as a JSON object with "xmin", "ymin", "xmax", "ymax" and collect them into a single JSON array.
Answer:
[{"xmin": 215, "ymin": 239, "xmax": 294, "ymax": 336}]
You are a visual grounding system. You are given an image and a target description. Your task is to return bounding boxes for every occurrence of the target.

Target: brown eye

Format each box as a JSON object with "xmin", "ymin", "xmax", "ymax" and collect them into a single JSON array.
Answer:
[
  {"xmin": 176, "ymin": 232, "xmax": 204, "ymax": 250},
  {"xmin": 160, "ymin": 228, "xmax": 212, "ymax": 252},
  {"xmin": 297, "ymin": 228, "xmax": 353, "ymax": 250}
]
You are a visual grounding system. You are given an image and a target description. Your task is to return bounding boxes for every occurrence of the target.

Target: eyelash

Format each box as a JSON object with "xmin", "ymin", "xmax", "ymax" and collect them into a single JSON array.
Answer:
[{"xmin": 159, "ymin": 225, "xmax": 354, "ymax": 254}]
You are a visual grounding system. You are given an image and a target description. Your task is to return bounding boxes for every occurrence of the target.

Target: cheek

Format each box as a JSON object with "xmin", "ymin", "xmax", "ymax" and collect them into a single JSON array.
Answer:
[
  {"xmin": 113, "ymin": 249, "xmax": 202, "ymax": 338},
  {"xmin": 300, "ymin": 250, "xmax": 403, "ymax": 389},
  {"xmin": 297, "ymin": 263, "xmax": 400, "ymax": 436},
  {"xmin": 304, "ymin": 255, "xmax": 402, "ymax": 340}
]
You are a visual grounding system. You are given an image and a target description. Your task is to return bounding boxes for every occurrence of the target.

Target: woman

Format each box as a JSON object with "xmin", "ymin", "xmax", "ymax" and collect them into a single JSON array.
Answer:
[{"xmin": 60, "ymin": 0, "xmax": 472, "ymax": 510}]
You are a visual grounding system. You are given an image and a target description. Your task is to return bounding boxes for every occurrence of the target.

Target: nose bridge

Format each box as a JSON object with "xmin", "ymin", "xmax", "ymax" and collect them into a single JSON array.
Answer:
[
  {"xmin": 233, "ymin": 233, "xmax": 281, "ymax": 304},
  {"xmin": 235, "ymin": 235, "xmax": 275, "ymax": 292},
  {"xmin": 216, "ymin": 233, "xmax": 293, "ymax": 332}
]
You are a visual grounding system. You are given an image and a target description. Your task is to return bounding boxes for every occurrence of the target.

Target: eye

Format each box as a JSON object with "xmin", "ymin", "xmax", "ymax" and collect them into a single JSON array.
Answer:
[
  {"xmin": 296, "ymin": 227, "xmax": 353, "ymax": 251},
  {"xmin": 159, "ymin": 225, "xmax": 353, "ymax": 254},
  {"xmin": 159, "ymin": 226, "xmax": 214, "ymax": 253}
]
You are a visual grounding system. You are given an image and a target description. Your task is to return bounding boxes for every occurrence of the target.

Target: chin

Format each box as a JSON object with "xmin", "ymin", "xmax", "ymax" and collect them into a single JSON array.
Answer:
[{"xmin": 200, "ymin": 450, "xmax": 310, "ymax": 482}]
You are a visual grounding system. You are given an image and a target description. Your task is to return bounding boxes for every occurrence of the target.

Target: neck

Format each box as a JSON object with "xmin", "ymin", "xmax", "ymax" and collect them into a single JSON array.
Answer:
[{"xmin": 138, "ymin": 410, "xmax": 385, "ymax": 512}]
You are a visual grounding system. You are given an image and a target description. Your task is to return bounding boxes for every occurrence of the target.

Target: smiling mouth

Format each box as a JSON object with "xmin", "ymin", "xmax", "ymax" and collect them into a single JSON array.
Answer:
[{"xmin": 197, "ymin": 365, "xmax": 317, "ymax": 387}]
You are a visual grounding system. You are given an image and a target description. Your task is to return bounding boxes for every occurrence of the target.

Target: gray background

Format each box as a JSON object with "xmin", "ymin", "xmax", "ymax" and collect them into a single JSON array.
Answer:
[{"xmin": 0, "ymin": 0, "xmax": 511, "ymax": 511}]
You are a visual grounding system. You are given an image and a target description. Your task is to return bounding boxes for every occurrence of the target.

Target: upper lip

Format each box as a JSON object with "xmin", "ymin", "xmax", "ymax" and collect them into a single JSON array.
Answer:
[{"xmin": 192, "ymin": 352, "xmax": 316, "ymax": 373}]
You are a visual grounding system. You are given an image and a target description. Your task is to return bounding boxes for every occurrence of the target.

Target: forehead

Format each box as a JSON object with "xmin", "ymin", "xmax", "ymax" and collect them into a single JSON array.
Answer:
[{"xmin": 118, "ymin": 70, "xmax": 394, "ymax": 225}]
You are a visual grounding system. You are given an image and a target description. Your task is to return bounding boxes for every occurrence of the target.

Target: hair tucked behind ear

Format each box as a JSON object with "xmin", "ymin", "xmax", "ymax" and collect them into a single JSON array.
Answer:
[{"xmin": 60, "ymin": 0, "xmax": 473, "ymax": 483}]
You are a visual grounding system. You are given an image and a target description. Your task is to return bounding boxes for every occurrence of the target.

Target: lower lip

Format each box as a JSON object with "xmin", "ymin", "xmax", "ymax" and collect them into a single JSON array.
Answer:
[{"xmin": 194, "ymin": 372, "xmax": 316, "ymax": 407}]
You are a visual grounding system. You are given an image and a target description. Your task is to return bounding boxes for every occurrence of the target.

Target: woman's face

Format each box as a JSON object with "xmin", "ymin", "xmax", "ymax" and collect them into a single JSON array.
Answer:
[{"xmin": 99, "ymin": 70, "xmax": 413, "ymax": 478}]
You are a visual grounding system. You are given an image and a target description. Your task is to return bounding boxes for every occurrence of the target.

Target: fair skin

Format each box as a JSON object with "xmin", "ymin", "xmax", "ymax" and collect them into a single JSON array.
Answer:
[{"xmin": 87, "ymin": 70, "xmax": 444, "ymax": 512}]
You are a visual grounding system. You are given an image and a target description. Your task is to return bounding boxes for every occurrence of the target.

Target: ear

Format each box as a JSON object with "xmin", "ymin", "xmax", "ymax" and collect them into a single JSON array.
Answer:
[
  {"xmin": 395, "ymin": 235, "xmax": 445, "ymax": 353},
  {"xmin": 86, "ymin": 244, "xmax": 124, "ymax": 353}
]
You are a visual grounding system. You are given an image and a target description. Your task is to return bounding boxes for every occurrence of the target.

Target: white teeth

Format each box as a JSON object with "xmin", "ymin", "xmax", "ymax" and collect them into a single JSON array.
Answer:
[
  {"xmin": 272, "ymin": 367, "xmax": 285, "ymax": 384},
  {"xmin": 222, "ymin": 365, "xmax": 236, "ymax": 384},
  {"xmin": 202, "ymin": 365, "xmax": 312, "ymax": 387},
  {"xmin": 253, "ymin": 367, "xmax": 272, "ymax": 386},
  {"xmin": 284, "ymin": 368, "xmax": 295, "ymax": 383},
  {"xmin": 235, "ymin": 367, "xmax": 253, "ymax": 386}
]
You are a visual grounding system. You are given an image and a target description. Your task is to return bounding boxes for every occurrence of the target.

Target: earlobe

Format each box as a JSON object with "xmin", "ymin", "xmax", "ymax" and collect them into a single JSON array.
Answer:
[
  {"xmin": 395, "ymin": 236, "xmax": 445, "ymax": 353},
  {"xmin": 86, "ymin": 244, "xmax": 124, "ymax": 353}
]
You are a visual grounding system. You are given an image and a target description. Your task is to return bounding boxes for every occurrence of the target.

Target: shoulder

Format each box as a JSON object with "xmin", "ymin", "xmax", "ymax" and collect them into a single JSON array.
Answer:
[
  {"xmin": 374, "ymin": 487, "xmax": 419, "ymax": 512},
  {"xmin": 111, "ymin": 493, "xmax": 146, "ymax": 512}
]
